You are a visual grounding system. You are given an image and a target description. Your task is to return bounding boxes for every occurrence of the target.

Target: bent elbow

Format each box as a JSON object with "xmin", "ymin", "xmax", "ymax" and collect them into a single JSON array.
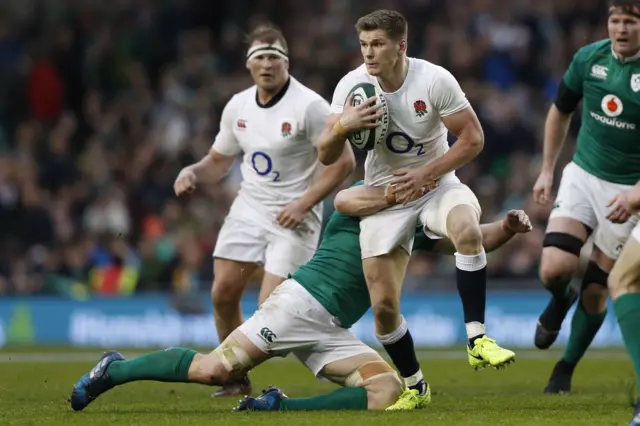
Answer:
[{"xmin": 333, "ymin": 190, "xmax": 351, "ymax": 214}]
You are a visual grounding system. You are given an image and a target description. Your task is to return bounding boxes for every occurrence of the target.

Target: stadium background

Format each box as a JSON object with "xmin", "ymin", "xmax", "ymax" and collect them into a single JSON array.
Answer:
[{"xmin": 0, "ymin": 0, "xmax": 622, "ymax": 348}]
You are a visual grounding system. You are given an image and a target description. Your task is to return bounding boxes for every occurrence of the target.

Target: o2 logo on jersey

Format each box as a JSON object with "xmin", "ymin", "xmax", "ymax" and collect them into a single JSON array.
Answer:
[
  {"xmin": 251, "ymin": 151, "xmax": 280, "ymax": 181},
  {"xmin": 385, "ymin": 132, "xmax": 426, "ymax": 156},
  {"xmin": 601, "ymin": 95, "xmax": 623, "ymax": 118}
]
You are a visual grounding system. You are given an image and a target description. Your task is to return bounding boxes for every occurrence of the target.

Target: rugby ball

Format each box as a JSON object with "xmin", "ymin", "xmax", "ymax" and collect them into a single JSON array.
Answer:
[{"xmin": 345, "ymin": 82, "xmax": 389, "ymax": 151}]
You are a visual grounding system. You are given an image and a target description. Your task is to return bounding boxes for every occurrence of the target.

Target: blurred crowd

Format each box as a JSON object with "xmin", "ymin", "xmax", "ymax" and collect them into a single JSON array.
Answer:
[{"xmin": 0, "ymin": 0, "xmax": 609, "ymax": 295}]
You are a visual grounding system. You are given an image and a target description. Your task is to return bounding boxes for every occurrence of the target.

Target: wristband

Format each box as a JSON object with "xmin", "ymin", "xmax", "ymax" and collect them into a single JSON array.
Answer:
[
  {"xmin": 333, "ymin": 120, "xmax": 350, "ymax": 138},
  {"xmin": 385, "ymin": 186, "xmax": 397, "ymax": 205}
]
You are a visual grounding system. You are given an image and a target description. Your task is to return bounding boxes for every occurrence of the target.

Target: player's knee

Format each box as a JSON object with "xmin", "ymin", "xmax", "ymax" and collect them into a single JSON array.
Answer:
[
  {"xmin": 346, "ymin": 360, "xmax": 402, "ymax": 410},
  {"xmin": 187, "ymin": 353, "xmax": 229, "ymax": 386},
  {"xmin": 448, "ymin": 217, "xmax": 482, "ymax": 253},
  {"xmin": 539, "ymin": 249, "xmax": 580, "ymax": 289},
  {"xmin": 371, "ymin": 298, "xmax": 400, "ymax": 332},
  {"xmin": 364, "ymin": 372, "xmax": 403, "ymax": 410},
  {"xmin": 211, "ymin": 278, "xmax": 243, "ymax": 307},
  {"xmin": 580, "ymin": 261, "xmax": 609, "ymax": 313}
]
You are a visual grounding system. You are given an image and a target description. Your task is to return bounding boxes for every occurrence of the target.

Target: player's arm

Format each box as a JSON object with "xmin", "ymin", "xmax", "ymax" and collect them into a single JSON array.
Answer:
[
  {"xmin": 186, "ymin": 149, "xmax": 236, "ymax": 183},
  {"xmin": 298, "ymin": 100, "xmax": 356, "ymax": 211},
  {"xmin": 533, "ymin": 52, "xmax": 583, "ymax": 204},
  {"xmin": 426, "ymin": 69, "xmax": 484, "ymax": 178},
  {"xmin": 316, "ymin": 114, "xmax": 349, "ymax": 165},
  {"xmin": 391, "ymin": 70, "xmax": 483, "ymax": 200},
  {"xmin": 607, "ymin": 180, "xmax": 640, "ymax": 224},
  {"xmin": 334, "ymin": 183, "xmax": 432, "ymax": 216},
  {"xmin": 541, "ymin": 61, "xmax": 583, "ymax": 173},
  {"xmin": 430, "ymin": 210, "xmax": 532, "ymax": 255},
  {"xmin": 316, "ymin": 77, "xmax": 380, "ymax": 165},
  {"xmin": 174, "ymin": 98, "xmax": 239, "ymax": 195}
]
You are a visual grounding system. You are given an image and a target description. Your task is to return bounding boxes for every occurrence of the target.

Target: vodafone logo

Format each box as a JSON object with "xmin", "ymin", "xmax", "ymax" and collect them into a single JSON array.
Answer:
[{"xmin": 601, "ymin": 95, "xmax": 623, "ymax": 117}]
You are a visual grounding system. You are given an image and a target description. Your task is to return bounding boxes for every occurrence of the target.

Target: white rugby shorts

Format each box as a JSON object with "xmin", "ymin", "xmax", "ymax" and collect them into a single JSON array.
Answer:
[
  {"xmin": 238, "ymin": 279, "xmax": 377, "ymax": 378},
  {"xmin": 359, "ymin": 178, "xmax": 481, "ymax": 259},
  {"xmin": 550, "ymin": 162, "xmax": 639, "ymax": 260}
]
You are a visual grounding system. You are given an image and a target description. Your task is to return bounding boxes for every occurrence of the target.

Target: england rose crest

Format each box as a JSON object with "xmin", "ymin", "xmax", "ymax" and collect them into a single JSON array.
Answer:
[
  {"xmin": 281, "ymin": 122, "xmax": 292, "ymax": 137},
  {"xmin": 414, "ymin": 100, "xmax": 427, "ymax": 117}
]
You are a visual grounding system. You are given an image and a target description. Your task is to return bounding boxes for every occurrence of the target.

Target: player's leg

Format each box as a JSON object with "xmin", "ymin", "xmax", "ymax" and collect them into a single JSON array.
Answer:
[
  {"xmin": 609, "ymin": 226, "xmax": 640, "ymax": 425},
  {"xmin": 210, "ymin": 217, "xmax": 265, "ymax": 396},
  {"xmin": 544, "ymin": 176, "xmax": 639, "ymax": 394},
  {"xmin": 421, "ymin": 182, "xmax": 514, "ymax": 369},
  {"xmin": 544, "ymin": 246, "xmax": 612, "ymax": 393},
  {"xmin": 236, "ymin": 324, "xmax": 407, "ymax": 411},
  {"xmin": 69, "ymin": 330, "xmax": 270, "ymax": 411},
  {"xmin": 258, "ymin": 231, "xmax": 318, "ymax": 305},
  {"xmin": 360, "ymin": 209, "xmax": 428, "ymax": 396},
  {"xmin": 535, "ymin": 163, "xmax": 597, "ymax": 349}
]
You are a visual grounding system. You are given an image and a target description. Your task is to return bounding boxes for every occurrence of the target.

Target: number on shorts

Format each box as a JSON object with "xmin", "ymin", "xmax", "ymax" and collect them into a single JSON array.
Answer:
[
  {"xmin": 385, "ymin": 132, "xmax": 425, "ymax": 156},
  {"xmin": 251, "ymin": 151, "xmax": 280, "ymax": 181}
]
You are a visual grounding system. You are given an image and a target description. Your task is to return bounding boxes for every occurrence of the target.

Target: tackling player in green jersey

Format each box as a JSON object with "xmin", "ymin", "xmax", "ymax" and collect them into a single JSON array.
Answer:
[
  {"xmin": 607, "ymin": 180, "xmax": 640, "ymax": 426},
  {"xmin": 68, "ymin": 181, "xmax": 531, "ymax": 413},
  {"xmin": 532, "ymin": 0, "xmax": 640, "ymax": 395}
]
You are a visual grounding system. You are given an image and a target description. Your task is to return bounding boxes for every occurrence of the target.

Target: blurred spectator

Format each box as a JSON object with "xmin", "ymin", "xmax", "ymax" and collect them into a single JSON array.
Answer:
[{"xmin": 0, "ymin": 0, "xmax": 610, "ymax": 295}]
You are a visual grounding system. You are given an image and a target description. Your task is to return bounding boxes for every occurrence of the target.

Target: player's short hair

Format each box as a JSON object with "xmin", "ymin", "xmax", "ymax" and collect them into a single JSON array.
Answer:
[
  {"xmin": 355, "ymin": 9, "xmax": 408, "ymax": 41},
  {"xmin": 609, "ymin": 0, "xmax": 639, "ymax": 7},
  {"xmin": 608, "ymin": 0, "xmax": 640, "ymax": 17},
  {"xmin": 245, "ymin": 23, "xmax": 288, "ymax": 52}
]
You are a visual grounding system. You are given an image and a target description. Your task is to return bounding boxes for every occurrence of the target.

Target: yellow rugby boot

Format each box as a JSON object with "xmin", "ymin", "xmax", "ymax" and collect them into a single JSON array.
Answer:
[
  {"xmin": 467, "ymin": 336, "xmax": 515, "ymax": 370},
  {"xmin": 385, "ymin": 384, "xmax": 431, "ymax": 411}
]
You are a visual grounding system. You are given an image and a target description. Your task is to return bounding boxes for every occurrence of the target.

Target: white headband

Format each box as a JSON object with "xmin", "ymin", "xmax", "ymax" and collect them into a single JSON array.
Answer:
[{"xmin": 246, "ymin": 43, "xmax": 288, "ymax": 62}]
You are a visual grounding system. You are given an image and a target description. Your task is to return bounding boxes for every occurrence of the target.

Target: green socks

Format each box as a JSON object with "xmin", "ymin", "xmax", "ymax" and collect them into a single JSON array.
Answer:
[
  {"xmin": 106, "ymin": 347, "xmax": 197, "ymax": 386},
  {"xmin": 280, "ymin": 387, "xmax": 368, "ymax": 411},
  {"xmin": 547, "ymin": 279, "xmax": 572, "ymax": 304},
  {"xmin": 614, "ymin": 293, "xmax": 640, "ymax": 395},
  {"xmin": 562, "ymin": 302, "xmax": 607, "ymax": 364}
]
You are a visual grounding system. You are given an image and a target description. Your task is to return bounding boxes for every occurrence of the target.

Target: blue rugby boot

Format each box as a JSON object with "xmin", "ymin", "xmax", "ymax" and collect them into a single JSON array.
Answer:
[
  {"xmin": 630, "ymin": 398, "xmax": 640, "ymax": 426},
  {"xmin": 69, "ymin": 350, "xmax": 125, "ymax": 411},
  {"xmin": 233, "ymin": 385, "xmax": 288, "ymax": 412}
]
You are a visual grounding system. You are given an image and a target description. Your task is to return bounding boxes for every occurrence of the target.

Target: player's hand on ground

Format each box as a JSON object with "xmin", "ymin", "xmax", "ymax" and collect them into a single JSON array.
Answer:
[
  {"xmin": 606, "ymin": 191, "xmax": 637, "ymax": 224},
  {"xmin": 338, "ymin": 94, "xmax": 382, "ymax": 132},
  {"xmin": 277, "ymin": 200, "xmax": 310, "ymax": 229},
  {"xmin": 390, "ymin": 167, "xmax": 437, "ymax": 205},
  {"xmin": 174, "ymin": 168, "xmax": 197, "ymax": 196},
  {"xmin": 503, "ymin": 210, "xmax": 533, "ymax": 234},
  {"xmin": 533, "ymin": 171, "xmax": 553, "ymax": 205}
]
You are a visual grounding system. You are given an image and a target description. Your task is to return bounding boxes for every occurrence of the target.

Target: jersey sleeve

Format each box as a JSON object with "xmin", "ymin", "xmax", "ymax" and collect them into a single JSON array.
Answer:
[
  {"xmin": 304, "ymin": 99, "xmax": 331, "ymax": 146},
  {"xmin": 211, "ymin": 96, "xmax": 241, "ymax": 156},
  {"xmin": 430, "ymin": 67, "xmax": 471, "ymax": 117},
  {"xmin": 562, "ymin": 50, "xmax": 585, "ymax": 94},
  {"xmin": 330, "ymin": 75, "xmax": 353, "ymax": 114}
]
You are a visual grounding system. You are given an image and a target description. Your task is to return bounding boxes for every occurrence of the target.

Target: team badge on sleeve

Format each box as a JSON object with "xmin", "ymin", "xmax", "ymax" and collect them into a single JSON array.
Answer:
[
  {"xmin": 281, "ymin": 122, "xmax": 292, "ymax": 137},
  {"xmin": 631, "ymin": 74, "xmax": 640, "ymax": 93},
  {"xmin": 413, "ymin": 100, "xmax": 428, "ymax": 117}
]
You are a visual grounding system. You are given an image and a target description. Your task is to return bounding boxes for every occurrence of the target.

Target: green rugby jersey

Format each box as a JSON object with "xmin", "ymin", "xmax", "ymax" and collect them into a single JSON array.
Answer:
[
  {"xmin": 292, "ymin": 181, "xmax": 437, "ymax": 329},
  {"xmin": 562, "ymin": 39, "xmax": 640, "ymax": 184}
]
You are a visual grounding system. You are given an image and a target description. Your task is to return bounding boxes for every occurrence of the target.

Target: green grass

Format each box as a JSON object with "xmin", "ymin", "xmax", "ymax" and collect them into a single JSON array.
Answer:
[{"xmin": 0, "ymin": 348, "xmax": 636, "ymax": 425}]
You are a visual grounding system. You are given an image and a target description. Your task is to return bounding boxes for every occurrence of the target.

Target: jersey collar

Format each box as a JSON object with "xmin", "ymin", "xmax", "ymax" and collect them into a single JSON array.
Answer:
[
  {"xmin": 255, "ymin": 77, "xmax": 291, "ymax": 108},
  {"xmin": 611, "ymin": 47, "xmax": 640, "ymax": 63}
]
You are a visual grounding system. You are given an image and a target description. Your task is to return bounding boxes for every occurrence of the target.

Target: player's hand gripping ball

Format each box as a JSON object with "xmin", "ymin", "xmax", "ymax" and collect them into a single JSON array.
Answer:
[{"xmin": 343, "ymin": 82, "xmax": 389, "ymax": 151}]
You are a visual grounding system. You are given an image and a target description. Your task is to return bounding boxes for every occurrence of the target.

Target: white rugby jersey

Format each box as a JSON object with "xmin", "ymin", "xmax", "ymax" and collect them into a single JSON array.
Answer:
[
  {"xmin": 212, "ymin": 77, "xmax": 330, "ymax": 226},
  {"xmin": 331, "ymin": 58, "xmax": 470, "ymax": 187}
]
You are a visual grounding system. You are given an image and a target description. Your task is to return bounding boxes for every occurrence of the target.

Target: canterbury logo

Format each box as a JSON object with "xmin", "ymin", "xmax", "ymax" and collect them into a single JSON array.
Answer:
[{"xmin": 259, "ymin": 327, "xmax": 277, "ymax": 344}]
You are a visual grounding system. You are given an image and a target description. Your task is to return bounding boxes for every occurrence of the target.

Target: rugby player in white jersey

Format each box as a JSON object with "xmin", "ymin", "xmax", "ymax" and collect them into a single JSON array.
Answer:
[
  {"xmin": 316, "ymin": 9, "xmax": 515, "ymax": 404},
  {"xmin": 173, "ymin": 24, "xmax": 355, "ymax": 397}
]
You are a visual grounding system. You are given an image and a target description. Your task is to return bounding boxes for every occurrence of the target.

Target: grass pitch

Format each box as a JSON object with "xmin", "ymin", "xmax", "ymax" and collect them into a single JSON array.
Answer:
[{"xmin": 0, "ymin": 347, "xmax": 635, "ymax": 425}]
